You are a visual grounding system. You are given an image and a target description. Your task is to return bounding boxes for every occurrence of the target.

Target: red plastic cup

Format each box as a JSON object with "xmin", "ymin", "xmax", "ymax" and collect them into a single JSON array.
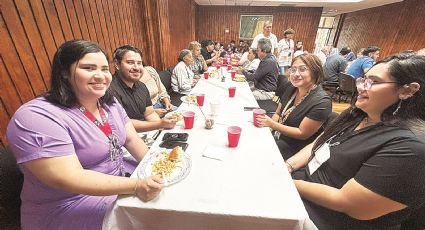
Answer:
[
  {"xmin": 203, "ymin": 72, "xmax": 209, "ymax": 79},
  {"xmin": 183, "ymin": 111, "xmax": 195, "ymax": 129},
  {"xmin": 227, "ymin": 126, "xmax": 242, "ymax": 148},
  {"xmin": 253, "ymin": 109, "xmax": 266, "ymax": 127},
  {"xmin": 223, "ymin": 58, "xmax": 228, "ymax": 64},
  {"xmin": 228, "ymin": 87, "xmax": 236, "ymax": 97},
  {"xmin": 196, "ymin": 94, "xmax": 205, "ymax": 106},
  {"xmin": 230, "ymin": 71, "xmax": 236, "ymax": 79},
  {"xmin": 215, "ymin": 64, "xmax": 221, "ymax": 70},
  {"xmin": 227, "ymin": 65, "xmax": 232, "ymax": 70}
]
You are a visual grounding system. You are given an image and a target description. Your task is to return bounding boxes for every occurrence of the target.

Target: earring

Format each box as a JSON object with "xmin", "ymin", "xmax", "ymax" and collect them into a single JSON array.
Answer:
[{"xmin": 393, "ymin": 100, "xmax": 403, "ymax": 116}]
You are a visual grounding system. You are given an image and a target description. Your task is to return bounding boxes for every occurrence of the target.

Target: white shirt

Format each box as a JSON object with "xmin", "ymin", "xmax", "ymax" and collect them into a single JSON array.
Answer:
[
  {"xmin": 238, "ymin": 52, "xmax": 249, "ymax": 66},
  {"xmin": 277, "ymin": 38, "xmax": 294, "ymax": 67},
  {"xmin": 243, "ymin": 58, "xmax": 261, "ymax": 72},
  {"xmin": 171, "ymin": 61, "xmax": 194, "ymax": 95},
  {"xmin": 250, "ymin": 33, "xmax": 278, "ymax": 52},
  {"xmin": 316, "ymin": 51, "xmax": 327, "ymax": 66}
]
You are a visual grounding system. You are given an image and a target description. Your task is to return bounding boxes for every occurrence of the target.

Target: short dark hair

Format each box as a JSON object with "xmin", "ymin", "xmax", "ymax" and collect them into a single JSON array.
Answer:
[
  {"xmin": 113, "ymin": 44, "xmax": 142, "ymax": 63},
  {"xmin": 340, "ymin": 47, "xmax": 351, "ymax": 56},
  {"xmin": 283, "ymin": 28, "xmax": 295, "ymax": 36},
  {"xmin": 45, "ymin": 39, "xmax": 114, "ymax": 107},
  {"xmin": 291, "ymin": 54, "xmax": 324, "ymax": 85},
  {"xmin": 362, "ymin": 46, "xmax": 380, "ymax": 56}
]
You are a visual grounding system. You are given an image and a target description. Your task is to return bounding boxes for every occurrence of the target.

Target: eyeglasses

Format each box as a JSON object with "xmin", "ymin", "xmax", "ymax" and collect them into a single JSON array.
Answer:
[
  {"xmin": 288, "ymin": 66, "xmax": 309, "ymax": 74},
  {"xmin": 355, "ymin": 78, "xmax": 398, "ymax": 90}
]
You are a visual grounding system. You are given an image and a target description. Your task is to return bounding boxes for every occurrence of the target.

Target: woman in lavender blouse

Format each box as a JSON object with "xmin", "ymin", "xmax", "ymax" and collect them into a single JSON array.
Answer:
[{"xmin": 6, "ymin": 40, "xmax": 163, "ymax": 230}]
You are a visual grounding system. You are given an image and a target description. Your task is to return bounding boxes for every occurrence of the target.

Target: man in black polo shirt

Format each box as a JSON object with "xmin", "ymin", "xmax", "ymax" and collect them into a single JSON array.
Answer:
[{"xmin": 109, "ymin": 45, "xmax": 176, "ymax": 132}]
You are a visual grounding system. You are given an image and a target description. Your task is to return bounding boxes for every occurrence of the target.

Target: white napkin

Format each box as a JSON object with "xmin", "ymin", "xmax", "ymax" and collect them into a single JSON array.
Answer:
[{"xmin": 202, "ymin": 145, "xmax": 227, "ymax": 161}]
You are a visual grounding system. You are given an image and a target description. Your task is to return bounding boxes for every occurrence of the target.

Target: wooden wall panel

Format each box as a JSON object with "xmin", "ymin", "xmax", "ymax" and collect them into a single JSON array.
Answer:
[
  {"xmin": 0, "ymin": 0, "xmax": 149, "ymax": 148},
  {"xmin": 337, "ymin": 0, "xmax": 425, "ymax": 58},
  {"xmin": 196, "ymin": 6, "xmax": 322, "ymax": 53},
  {"xmin": 167, "ymin": 0, "xmax": 197, "ymax": 68}
]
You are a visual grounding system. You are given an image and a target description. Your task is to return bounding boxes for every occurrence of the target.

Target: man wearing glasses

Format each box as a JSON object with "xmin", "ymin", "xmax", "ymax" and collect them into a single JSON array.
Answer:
[{"xmin": 241, "ymin": 38, "xmax": 278, "ymax": 100}]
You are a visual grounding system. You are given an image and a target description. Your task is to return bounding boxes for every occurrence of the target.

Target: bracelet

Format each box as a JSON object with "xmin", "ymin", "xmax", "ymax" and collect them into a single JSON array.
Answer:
[
  {"xmin": 133, "ymin": 178, "xmax": 140, "ymax": 195},
  {"xmin": 286, "ymin": 162, "xmax": 294, "ymax": 172}
]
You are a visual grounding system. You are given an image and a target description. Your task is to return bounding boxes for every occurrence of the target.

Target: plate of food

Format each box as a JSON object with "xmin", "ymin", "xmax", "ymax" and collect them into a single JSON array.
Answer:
[
  {"xmin": 233, "ymin": 74, "xmax": 247, "ymax": 82},
  {"xmin": 180, "ymin": 95, "xmax": 197, "ymax": 104},
  {"xmin": 138, "ymin": 146, "xmax": 192, "ymax": 186},
  {"xmin": 165, "ymin": 111, "xmax": 183, "ymax": 121}
]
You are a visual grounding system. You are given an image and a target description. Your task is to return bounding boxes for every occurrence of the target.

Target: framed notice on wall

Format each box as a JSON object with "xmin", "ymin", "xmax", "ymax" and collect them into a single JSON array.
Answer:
[{"xmin": 239, "ymin": 15, "xmax": 273, "ymax": 40}]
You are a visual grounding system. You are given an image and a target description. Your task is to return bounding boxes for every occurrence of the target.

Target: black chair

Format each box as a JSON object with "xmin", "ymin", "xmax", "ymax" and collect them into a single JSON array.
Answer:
[
  {"xmin": 158, "ymin": 67, "xmax": 183, "ymax": 107},
  {"xmin": 335, "ymin": 73, "xmax": 357, "ymax": 104},
  {"xmin": 0, "ymin": 148, "xmax": 23, "ymax": 229},
  {"xmin": 322, "ymin": 80, "xmax": 339, "ymax": 99}
]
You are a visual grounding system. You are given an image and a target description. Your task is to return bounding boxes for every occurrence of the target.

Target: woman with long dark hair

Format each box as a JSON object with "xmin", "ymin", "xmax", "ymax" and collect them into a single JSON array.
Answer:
[
  {"xmin": 286, "ymin": 53, "xmax": 425, "ymax": 229},
  {"xmin": 7, "ymin": 40, "xmax": 163, "ymax": 229}
]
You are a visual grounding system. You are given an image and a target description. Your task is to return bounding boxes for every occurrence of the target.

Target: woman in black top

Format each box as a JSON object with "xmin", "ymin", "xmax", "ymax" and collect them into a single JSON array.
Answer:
[
  {"xmin": 287, "ymin": 53, "xmax": 425, "ymax": 229},
  {"xmin": 256, "ymin": 54, "xmax": 331, "ymax": 160}
]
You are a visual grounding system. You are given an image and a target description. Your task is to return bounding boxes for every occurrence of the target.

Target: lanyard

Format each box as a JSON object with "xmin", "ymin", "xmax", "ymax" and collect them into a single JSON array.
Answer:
[{"xmin": 79, "ymin": 105, "xmax": 112, "ymax": 138}]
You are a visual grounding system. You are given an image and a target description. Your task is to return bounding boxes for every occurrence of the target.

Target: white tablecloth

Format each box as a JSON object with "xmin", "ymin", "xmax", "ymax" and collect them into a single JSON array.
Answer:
[{"xmin": 103, "ymin": 77, "xmax": 316, "ymax": 230}]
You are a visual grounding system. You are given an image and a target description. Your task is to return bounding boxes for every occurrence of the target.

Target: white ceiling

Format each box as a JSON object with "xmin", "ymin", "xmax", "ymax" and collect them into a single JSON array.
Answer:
[{"xmin": 194, "ymin": 0, "xmax": 403, "ymax": 16}]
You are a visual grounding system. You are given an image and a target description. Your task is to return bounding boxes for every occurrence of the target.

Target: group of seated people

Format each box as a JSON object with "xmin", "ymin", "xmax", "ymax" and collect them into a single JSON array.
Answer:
[{"xmin": 5, "ymin": 38, "xmax": 425, "ymax": 229}]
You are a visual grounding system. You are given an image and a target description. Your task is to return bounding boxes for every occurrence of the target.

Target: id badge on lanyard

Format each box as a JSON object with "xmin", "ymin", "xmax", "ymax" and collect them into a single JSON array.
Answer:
[{"xmin": 308, "ymin": 142, "xmax": 331, "ymax": 175}]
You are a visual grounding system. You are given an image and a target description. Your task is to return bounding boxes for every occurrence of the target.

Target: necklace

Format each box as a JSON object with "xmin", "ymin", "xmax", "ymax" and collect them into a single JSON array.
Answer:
[
  {"xmin": 274, "ymin": 85, "xmax": 317, "ymax": 139},
  {"xmin": 79, "ymin": 102, "xmax": 124, "ymax": 175}
]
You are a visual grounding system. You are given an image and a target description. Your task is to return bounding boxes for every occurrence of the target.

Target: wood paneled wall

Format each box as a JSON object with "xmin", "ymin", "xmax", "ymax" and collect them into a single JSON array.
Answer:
[
  {"xmin": 196, "ymin": 6, "xmax": 322, "ymax": 52},
  {"xmin": 337, "ymin": 0, "xmax": 425, "ymax": 58},
  {"xmin": 167, "ymin": 0, "xmax": 197, "ymax": 68}
]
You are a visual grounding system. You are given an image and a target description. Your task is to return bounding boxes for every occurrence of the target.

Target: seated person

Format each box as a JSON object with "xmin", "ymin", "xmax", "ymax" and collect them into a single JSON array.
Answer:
[
  {"xmin": 6, "ymin": 40, "xmax": 163, "ymax": 230},
  {"xmin": 213, "ymin": 41, "xmax": 226, "ymax": 58},
  {"xmin": 346, "ymin": 46, "xmax": 380, "ymax": 78},
  {"xmin": 226, "ymin": 40, "xmax": 238, "ymax": 53},
  {"xmin": 286, "ymin": 53, "xmax": 425, "ymax": 229},
  {"xmin": 110, "ymin": 45, "xmax": 176, "ymax": 132},
  {"xmin": 239, "ymin": 48, "xmax": 260, "ymax": 73},
  {"xmin": 256, "ymin": 54, "xmax": 331, "ymax": 160},
  {"xmin": 188, "ymin": 41, "xmax": 208, "ymax": 75},
  {"xmin": 171, "ymin": 49, "xmax": 197, "ymax": 95},
  {"xmin": 323, "ymin": 47, "xmax": 350, "ymax": 83},
  {"xmin": 200, "ymin": 40, "xmax": 219, "ymax": 66},
  {"xmin": 239, "ymin": 38, "xmax": 278, "ymax": 100},
  {"xmin": 237, "ymin": 43, "xmax": 250, "ymax": 66},
  {"xmin": 139, "ymin": 64, "xmax": 177, "ymax": 117}
]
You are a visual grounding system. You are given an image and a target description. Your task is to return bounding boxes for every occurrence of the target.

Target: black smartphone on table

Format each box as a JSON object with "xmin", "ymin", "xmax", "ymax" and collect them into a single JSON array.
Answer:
[
  {"xmin": 162, "ymin": 133, "xmax": 189, "ymax": 142},
  {"xmin": 159, "ymin": 141, "xmax": 189, "ymax": 151}
]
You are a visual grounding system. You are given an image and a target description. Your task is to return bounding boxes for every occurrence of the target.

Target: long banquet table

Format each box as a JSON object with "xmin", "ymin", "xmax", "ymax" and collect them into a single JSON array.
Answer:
[{"xmin": 103, "ymin": 73, "xmax": 315, "ymax": 230}]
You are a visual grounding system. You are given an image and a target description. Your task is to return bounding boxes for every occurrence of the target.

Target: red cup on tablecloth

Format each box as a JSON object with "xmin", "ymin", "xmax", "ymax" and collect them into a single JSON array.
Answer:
[
  {"xmin": 195, "ymin": 94, "xmax": 205, "ymax": 106},
  {"xmin": 203, "ymin": 72, "xmax": 209, "ymax": 79},
  {"xmin": 183, "ymin": 111, "xmax": 195, "ymax": 129},
  {"xmin": 227, "ymin": 65, "xmax": 232, "ymax": 70},
  {"xmin": 228, "ymin": 87, "xmax": 236, "ymax": 97},
  {"xmin": 227, "ymin": 126, "xmax": 242, "ymax": 148},
  {"xmin": 253, "ymin": 109, "xmax": 266, "ymax": 127},
  {"xmin": 230, "ymin": 71, "xmax": 236, "ymax": 79},
  {"xmin": 215, "ymin": 64, "xmax": 221, "ymax": 70}
]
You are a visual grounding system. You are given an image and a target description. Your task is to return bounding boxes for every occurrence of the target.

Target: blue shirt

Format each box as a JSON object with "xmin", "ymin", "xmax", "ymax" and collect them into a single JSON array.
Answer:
[{"xmin": 346, "ymin": 57, "xmax": 374, "ymax": 78}]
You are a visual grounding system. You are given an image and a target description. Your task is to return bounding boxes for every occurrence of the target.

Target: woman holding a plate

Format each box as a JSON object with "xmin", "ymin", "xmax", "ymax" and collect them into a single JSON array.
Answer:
[{"xmin": 6, "ymin": 40, "xmax": 163, "ymax": 230}]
